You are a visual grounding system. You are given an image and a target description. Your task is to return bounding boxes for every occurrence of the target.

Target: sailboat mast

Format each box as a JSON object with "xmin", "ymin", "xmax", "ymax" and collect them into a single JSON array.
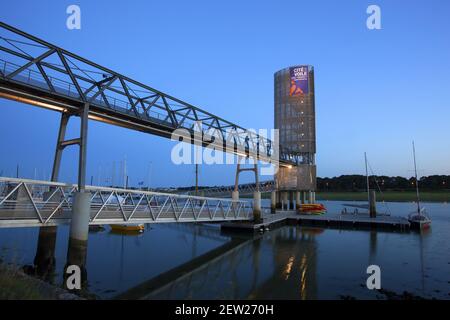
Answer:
[
  {"xmin": 365, "ymin": 152, "xmax": 370, "ymax": 205},
  {"xmin": 412, "ymin": 141, "xmax": 421, "ymax": 215}
]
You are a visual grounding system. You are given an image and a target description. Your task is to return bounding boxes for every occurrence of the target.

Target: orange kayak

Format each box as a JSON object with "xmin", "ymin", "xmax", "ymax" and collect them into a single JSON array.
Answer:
[{"xmin": 299, "ymin": 203, "xmax": 326, "ymax": 215}]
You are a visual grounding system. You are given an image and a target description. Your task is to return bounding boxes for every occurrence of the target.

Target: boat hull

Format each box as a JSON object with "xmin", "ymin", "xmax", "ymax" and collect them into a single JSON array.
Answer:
[
  {"xmin": 408, "ymin": 219, "xmax": 431, "ymax": 231},
  {"xmin": 110, "ymin": 224, "xmax": 145, "ymax": 233}
]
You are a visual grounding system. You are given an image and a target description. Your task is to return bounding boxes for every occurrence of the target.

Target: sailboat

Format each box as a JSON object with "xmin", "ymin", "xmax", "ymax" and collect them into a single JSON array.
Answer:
[{"xmin": 407, "ymin": 141, "xmax": 431, "ymax": 230}]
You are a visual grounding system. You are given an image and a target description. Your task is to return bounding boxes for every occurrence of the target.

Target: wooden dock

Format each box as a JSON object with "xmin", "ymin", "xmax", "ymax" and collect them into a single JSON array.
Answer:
[{"xmin": 221, "ymin": 210, "xmax": 411, "ymax": 233}]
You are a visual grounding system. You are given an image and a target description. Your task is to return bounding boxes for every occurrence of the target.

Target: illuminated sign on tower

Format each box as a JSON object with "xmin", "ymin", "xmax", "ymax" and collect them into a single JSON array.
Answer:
[{"xmin": 289, "ymin": 66, "xmax": 309, "ymax": 96}]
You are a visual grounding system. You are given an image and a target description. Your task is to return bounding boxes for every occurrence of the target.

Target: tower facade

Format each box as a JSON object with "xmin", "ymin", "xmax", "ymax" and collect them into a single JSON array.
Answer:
[{"xmin": 274, "ymin": 66, "xmax": 316, "ymax": 195}]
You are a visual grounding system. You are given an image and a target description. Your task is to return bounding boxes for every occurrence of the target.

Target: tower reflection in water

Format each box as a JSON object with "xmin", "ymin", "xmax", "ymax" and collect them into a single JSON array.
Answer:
[{"xmin": 140, "ymin": 226, "xmax": 321, "ymax": 300}]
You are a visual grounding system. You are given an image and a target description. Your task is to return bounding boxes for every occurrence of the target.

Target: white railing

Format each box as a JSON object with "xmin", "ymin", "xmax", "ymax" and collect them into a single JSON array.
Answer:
[{"xmin": 0, "ymin": 177, "xmax": 253, "ymax": 228}]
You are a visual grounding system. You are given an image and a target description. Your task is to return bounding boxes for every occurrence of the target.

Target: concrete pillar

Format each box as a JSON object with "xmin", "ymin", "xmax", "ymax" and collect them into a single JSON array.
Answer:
[
  {"xmin": 276, "ymin": 191, "xmax": 282, "ymax": 209},
  {"xmin": 270, "ymin": 191, "xmax": 276, "ymax": 213},
  {"xmin": 232, "ymin": 190, "xmax": 239, "ymax": 211},
  {"xmin": 282, "ymin": 192, "xmax": 288, "ymax": 210},
  {"xmin": 369, "ymin": 190, "xmax": 377, "ymax": 218},
  {"xmin": 65, "ymin": 191, "xmax": 91, "ymax": 290},
  {"xmin": 301, "ymin": 191, "xmax": 306, "ymax": 204},
  {"xmin": 289, "ymin": 191, "xmax": 295, "ymax": 210},
  {"xmin": 253, "ymin": 191, "xmax": 262, "ymax": 223},
  {"xmin": 295, "ymin": 191, "xmax": 301, "ymax": 210},
  {"xmin": 69, "ymin": 192, "xmax": 91, "ymax": 243},
  {"xmin": 312, "ymin": 191, "xmax": 316, "ymax": 203},
  {"xmin": 308, "ymin": 191, "xmax": 313, "ymax": 204}
]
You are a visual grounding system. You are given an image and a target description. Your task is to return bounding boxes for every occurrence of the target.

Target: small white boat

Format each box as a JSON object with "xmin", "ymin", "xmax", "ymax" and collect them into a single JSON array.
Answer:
[{"xmin": 408, "ymin": 210, "xmax": 431, "ymax": 230}]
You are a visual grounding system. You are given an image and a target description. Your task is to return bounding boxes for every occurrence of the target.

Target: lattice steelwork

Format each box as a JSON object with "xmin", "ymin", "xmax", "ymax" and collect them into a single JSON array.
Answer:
[
  {"xmin": 0, "ymin": 177, "xmax": 253, "ymax": 228},
  {"xmin": 0, "ymin": 22, "xmax": 294, "ymax": 165},
  {"xmin": 184, "ymin": 180, "xmax": 275, "ymax": 198},
  {"xmin": 274, "ymin": 66, "xmax": 316, "ymax": 191}
]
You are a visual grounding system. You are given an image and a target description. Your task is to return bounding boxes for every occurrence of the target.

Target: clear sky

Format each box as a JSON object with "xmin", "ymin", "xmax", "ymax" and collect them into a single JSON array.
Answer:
[{"xmin": 0, "ymin": 0, "xmax": 449, "ymax": 187}]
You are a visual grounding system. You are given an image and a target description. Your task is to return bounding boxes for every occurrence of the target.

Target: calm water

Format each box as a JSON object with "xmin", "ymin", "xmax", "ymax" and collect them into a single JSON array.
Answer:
[{"xmin": 0, "ymin": 200, "xmax": 449, "ymax": 299}]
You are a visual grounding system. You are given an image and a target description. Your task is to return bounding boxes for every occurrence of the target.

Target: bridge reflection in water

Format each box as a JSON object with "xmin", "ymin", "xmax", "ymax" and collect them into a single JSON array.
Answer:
[{"xmin": 117, "ymin": 226, "xmax": 320, "ymax": 300}]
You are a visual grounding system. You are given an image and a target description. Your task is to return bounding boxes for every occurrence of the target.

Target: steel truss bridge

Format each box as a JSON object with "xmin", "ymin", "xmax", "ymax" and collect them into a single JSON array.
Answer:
[
  {"xmin": 0, "ymin": 21, "xmax": 300, "ymax": 166},
  {"xmin": 0, "ymin": 177, "xmax": 253, "ymax": 228}
]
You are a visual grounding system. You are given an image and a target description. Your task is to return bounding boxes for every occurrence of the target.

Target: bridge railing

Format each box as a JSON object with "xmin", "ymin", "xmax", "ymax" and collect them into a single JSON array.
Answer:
[
  {"xmin": 0, "ymin": 177, "xmax": 253, "ymax": 228},
  {"xmin": 182, "ymin": 181, "xmax": 276, "ymax": 197}
]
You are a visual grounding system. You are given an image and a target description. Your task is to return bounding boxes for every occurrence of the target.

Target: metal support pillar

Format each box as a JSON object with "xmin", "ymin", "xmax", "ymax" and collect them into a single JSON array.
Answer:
[
  {"xmin": 52, "ymin": 113, "xmax": 70, "ymax": 180},
  {"xmin": 231, "ymin": 190, "xmax": 239, "ymax": 211},
  {"xmin": 233, "ymin": 157, "xmax": 261, "ymax": 222},
  {"xmin": 276, "ymin": 191, "xmax": 282, "ymax": 209},
  {"xmin": 270, "ymin": 191, "xmax": 276, "ymax": 213},
  {"xmin": 77, "ymin": 103, "xmax": 89, "ymax": 192},
  {"xmin": 295, "ymin": 191, "xmax": 301, "ymax": 210},
  {"xmin": 308, "ymin": 191, "xmax": 313, "ymax": 204},
  {"xmin": 282, "ymin": 192, "xmax": 288, "ymax": 210},
  {"xmin": 289, "ymin": 191, "xmax": 295, "ymax": 210}
]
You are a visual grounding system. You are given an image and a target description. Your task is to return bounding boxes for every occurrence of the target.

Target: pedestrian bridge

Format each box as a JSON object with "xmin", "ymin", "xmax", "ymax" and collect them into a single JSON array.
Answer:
[{"xmin": 0, "ymin": 177, "xmax": 253, "ymax": 228}]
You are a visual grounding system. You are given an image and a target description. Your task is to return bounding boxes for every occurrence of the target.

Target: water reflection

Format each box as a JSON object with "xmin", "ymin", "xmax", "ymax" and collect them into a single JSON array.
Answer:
[
  {"xmin": 31, "ymin": 226, "xmax": 57, "ymax": 282},
  {"xmin": 135, "ymin": 227, "xmax": 322, "ymax": 300},
  {"xmin": 64, "ymin": 237, "xmax": 88, "ymax": 290},
  {"xmin": 250, "ymin": 227, "xmax": 320, "ymax": 300},
  {"xmin": 1, "ymin": 201, "xmax": 449, "ymax": 300}
]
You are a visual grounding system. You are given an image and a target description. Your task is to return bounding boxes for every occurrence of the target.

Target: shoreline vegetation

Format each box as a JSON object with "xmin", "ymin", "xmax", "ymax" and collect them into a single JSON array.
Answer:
[
  {"xmin": 315, "ymin": 191, "xmax": 450, "ymax": 202},
  {"xmin": 255, "ymin": 191, "xmax": 450, "ymax": 202},
  {"xmin": 172, "ymin": 175, "xmax": 450, "ymax": 202}
]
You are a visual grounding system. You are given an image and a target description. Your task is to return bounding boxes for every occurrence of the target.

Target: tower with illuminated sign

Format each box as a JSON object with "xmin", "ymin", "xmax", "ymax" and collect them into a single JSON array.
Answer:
[{"xmin": 274, "ymin": 65, "xmax": 316, "ymax": 207}]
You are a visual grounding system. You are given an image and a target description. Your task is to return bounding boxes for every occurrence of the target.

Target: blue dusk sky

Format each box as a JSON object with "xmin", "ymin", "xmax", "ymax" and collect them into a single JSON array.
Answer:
[{"xmin": 0, "ymin": 0, "xmax": 449, "ymax": 187}]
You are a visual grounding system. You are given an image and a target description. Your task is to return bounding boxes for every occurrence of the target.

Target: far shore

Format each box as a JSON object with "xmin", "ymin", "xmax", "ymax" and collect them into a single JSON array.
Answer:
[{"xmin": 254, "ymin": 191, "xmax": 450, "ymax": 202}]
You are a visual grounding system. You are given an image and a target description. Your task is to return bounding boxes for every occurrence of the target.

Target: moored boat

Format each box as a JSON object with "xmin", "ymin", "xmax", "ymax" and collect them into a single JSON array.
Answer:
[
  {"xmin": 110, "ymin": 224, "xmax": 145, "ymax": 233},
  {"xmin": 407, "ymin": 141, "xmax": 431, "ymax": 231},
  {"xmin": 408, "ymin": 211, "xmax": 431, "ymax": 230}
]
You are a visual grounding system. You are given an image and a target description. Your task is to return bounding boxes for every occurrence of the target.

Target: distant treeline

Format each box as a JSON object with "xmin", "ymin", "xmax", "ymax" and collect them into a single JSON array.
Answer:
[{"xmin": 317, "ymin": 175, "xmax": 450, "ymax": 192}]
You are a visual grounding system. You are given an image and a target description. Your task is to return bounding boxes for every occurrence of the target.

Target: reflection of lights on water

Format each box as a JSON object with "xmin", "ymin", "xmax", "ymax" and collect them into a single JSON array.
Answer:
[
  {"xmin": 299, "ymin": 254, "xmax": 308, "ymax": 300},
  {"xmin": 283, "ymin": 256, "xmax": 295, "ymax": 280}
]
